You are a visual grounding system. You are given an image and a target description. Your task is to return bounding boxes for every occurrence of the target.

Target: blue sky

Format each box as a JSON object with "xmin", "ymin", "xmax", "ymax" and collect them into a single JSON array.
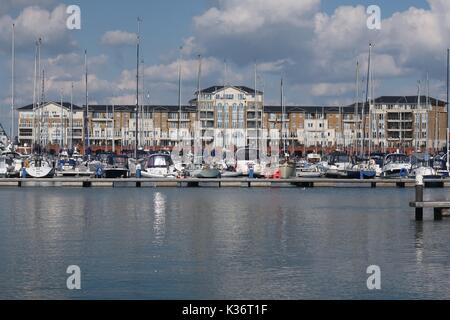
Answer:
[{"xmin": 0, "ymin": 0, "xmax": 447, "ymax": 136}]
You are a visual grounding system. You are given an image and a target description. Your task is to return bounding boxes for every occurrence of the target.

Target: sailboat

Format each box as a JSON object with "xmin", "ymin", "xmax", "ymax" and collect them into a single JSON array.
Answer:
[
  {"xmin": 344, "ymin": 45, "xmax": 377, "ymax": 179},
  {"xmin": 278, "ymin": 78, "xmax": 295, "ymax": 179},
  {"xmin": 25, "ymin": 39, "xmax": 55, "ymax": 179}
]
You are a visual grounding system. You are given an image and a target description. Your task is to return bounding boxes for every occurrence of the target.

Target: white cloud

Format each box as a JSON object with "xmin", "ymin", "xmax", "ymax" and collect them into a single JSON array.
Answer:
[
  {"xmin": 194, "ymin": 0, "xmax": 320, "ymax": 34},
  {"xmin": 101, "ymin": 30, "xmax": 137, "ymax": 46},
  {"xmin": 0, "ymin": 4, "xmax": 76, "ymax": 54}
]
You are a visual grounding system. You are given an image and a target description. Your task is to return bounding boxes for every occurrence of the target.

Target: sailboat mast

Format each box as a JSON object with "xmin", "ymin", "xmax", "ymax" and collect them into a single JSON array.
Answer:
[
  {"xmin": 84, "ymin": 49, "xmax": 89, "ymax": 152},
  {"xmin": 196, "ymin": 55, "xmax": 202, "ymax": 130},
  {"xmin": 32, "ymin": 41, "xmax": 38, "ymax": 148},
  {"xmin": 11, "ymin": 23, "xmax": 15, "ymax": 143},
  {"xmin": 70, "ymin": 82, "xmax": 73, "ymax": 150},
  {"xmin": 60, "ymin": 88, "xmax": 64, "ymax": 148},
  {"xmin": 41, "ymin": 69, "xmax": 45, "ymax": 147},
  {"xmin": 417, "ymin": 81, "xmax": 421, "ymax": 151},
  {"xmin": 363, "ymin": 43, "xmax": 372, "ymax": 156},
  {"xmin": 281, "ymin": 78, "xmax": 285, "ymax": 155},
  {"xmin": 177, "ymin": 46, "xmax": 182, "ymax": 145},
  {"xmin": 135, "ymin": 18, "xmax": 141, "ymax": 159},
  {"xmin": 37, "ymin": 38, "xmax": 42, "ymax": 149},
  {"xmin": 426, "ymin": 72, "xmax": 429, "ymax": 152},
  {"xmin": 355, "ymin": 61, "xmax": 360, "ymax": 155},
  {"xmin": 447, "ymin": 48, "xmax": 449, "ymax": 171},
  {"xmin": 255, "ymin": 63, "xmax": 259, "ymax": 157}
]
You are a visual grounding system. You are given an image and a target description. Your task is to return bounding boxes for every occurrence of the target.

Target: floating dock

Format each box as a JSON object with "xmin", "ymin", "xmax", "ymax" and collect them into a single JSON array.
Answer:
[{"xmin": 1, "ymin": 177, "xmax": 450, "ymax": 188}]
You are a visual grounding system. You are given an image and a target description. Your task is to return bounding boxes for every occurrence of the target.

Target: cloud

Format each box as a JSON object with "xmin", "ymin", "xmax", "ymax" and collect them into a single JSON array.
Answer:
[
  {"xmin": 0, "ymin": 4, "xmax": 77, "ymax": 54},
  {"xmin": 101, "ymin": 30, "xmax": 137, "ymax": 46},
  {"xmin": 0, "ymin": 0, "xmax": 55, "ymax": 16},
  {"xmin": 194, "ymin": 0, "xmax": 320, "ymax": 35}
]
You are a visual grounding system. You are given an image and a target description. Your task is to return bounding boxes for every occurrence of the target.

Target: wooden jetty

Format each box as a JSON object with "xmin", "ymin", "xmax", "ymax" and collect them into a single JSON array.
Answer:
[
  {"xmin": 409, "ymin": 176, "xmax": 450, "ymax": 221},
  {"xmin": 1, "ymin": 177, "xmax": 449, "ymax": 189}
]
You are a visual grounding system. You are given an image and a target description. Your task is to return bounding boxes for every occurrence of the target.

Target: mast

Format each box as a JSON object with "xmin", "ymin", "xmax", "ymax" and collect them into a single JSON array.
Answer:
[
  {"xmin": 37, "ymin": 38, "xmax": 42, "ymax": 150},
  {"xmin": 254, "ymin": 62, "xmax": 259, "ymax": 158},
  {"xmin": 355, "ymin": 61, "xmax": 360, "ymax": 155},
  {"xmin": 135, "ymin": 17, "xmax": 141, "ymax": 158},
  {"xmin": 84, "ymin": 49, "xmax": 90, "ymax": 152},
  {"xmin": 177, "ymin": 45, "xmax": 182, "ymax": 145},
  {"xmin": 141, "ymin": 59, "xmax": 145, "ymax": 148},
  {"xmin": 111, "ymin": 104, "xmax": 116, "ymax": 154},
  {"xmin": 447, "ymin": 48, "xmax": 449, "ymax": 171},
  {"xmin": 417, "ymin": 80, "xmax": 421, "ymax": 152},
  {"xmin": 426, "ymin": 72, "xmax": 430, "ymax": 152},
  {"xmin": 281, "ymin": 77, "xmax": 285, "ymax": 155},
  {"xmin": 60, "ymin": 88, "xmax": 64, "ymax": 148},
  {"xmin": 11, "ymin": 23, "xmax": 15, "ymax": 144},
  {"xmin": 40, "ymin": 69, "xmax": 45, "ymax": 147},
  {"xmin": 196, "ymin": 55, "xmax": 202, "ymax": 129},
  {"xmin": 32, "ymin": 41, "xmax": 38, "ymax": 148},
  {"xmin": 70, "ymin": 82, "xmax": 73, "ymax": 150},
  {"xmin": 196, "ymin": 54, "xmax": 202, "ymax": 164},
  {"xmin": 363, "ymin": 43, "xmax": 372, "ymax": 156}
]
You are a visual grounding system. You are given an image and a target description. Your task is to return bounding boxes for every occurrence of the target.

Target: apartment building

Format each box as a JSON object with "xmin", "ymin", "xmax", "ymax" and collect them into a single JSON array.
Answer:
[{"xmin": 16, "ymin": 87, "xmax": 448, "ymax": 154}]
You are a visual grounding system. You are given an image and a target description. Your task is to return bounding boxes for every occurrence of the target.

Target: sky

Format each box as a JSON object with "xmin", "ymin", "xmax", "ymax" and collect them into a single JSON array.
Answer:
[{"xmin": 0, "ymin": 0, "xmax": 448, "ymax": 135}]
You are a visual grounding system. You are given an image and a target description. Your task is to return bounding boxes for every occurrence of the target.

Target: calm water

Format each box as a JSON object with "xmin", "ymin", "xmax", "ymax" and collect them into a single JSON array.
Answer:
[{"xmin": 1, "ymin": 186, "xmax": 450, "ymax": 300}]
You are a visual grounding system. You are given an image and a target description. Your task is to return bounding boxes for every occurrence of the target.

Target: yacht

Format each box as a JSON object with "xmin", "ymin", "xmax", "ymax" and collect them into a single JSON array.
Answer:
[
  {"xmin": 381, "ymin": 153, "xmax": 411, "ymax": 178},
  {"xmin": 0, "ymin": 155, "xmax": 7, "ymax": 177},
  {"xmin": 296, "ymin": 153, "xmax": 323, "ymax": 178},
  {"xmin": 25, "ymin": 156, "xmax": 55, "ymax": 178},
  {"xmin": 409, "ymin": 153, "xmax": 440, "ymax": 179},
  {"xmin": 141, "ymin": 153, "xmax": 178, "ymax": 178},
  {"xmin": 102, "ymin": 154, "xmax": 129, "ymax": 178},
  {"xmin": 235, "ymin": 147, "xmax": 264, "ymax": 177},
  {"xmin": 324, "ymin": 151, "xmax": 352, "ymax": 178},
  {"xmin": 1, "ymin": 151, "xmax": 23, "ymax": 177}
]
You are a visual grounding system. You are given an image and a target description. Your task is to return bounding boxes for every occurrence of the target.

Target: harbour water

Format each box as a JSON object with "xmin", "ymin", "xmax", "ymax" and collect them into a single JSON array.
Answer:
[{"xmin": 1, "ymin": 187, "xmax": 450, "ymax": 300}]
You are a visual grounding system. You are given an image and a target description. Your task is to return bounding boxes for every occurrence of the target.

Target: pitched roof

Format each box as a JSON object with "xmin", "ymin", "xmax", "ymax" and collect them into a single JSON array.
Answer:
[
  {"xmin": 87, "ymin": 105, "xmax": 196, "ymax": 112},
  {"xmin": 17, "ymin": 101, "xmax": 83, "ymax": 111},
  {"xmin": 196, "ymin": 85, "xmax": 263, "ymax": 95}
]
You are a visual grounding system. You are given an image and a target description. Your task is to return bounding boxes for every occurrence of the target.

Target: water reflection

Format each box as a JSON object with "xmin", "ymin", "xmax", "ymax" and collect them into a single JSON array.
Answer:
[
  {"xmin": 2, "ymin": 188, "xmax": 450, "ymax": 299},
  {"xmin": 414, "ymin": 222, "xmax": 424, "ymax": 264},
  {"xmin": 153, "ymin": 192, "xmax": 166, "ymax": 245}
]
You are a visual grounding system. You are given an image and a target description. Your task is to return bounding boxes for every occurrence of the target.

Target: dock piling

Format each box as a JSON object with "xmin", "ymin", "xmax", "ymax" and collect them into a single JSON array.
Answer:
[{"xmin": 415, "ymin": 175, "xmax": 424, "ymax": 221}]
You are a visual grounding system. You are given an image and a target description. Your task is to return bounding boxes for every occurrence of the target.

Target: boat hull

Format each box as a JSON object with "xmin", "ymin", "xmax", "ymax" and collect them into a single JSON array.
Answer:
[
  {"xmin": 103, "ymin": 169, "xmax": 129, "ymax": 179},
  {"xmin": 279, "ymin": 163, "xmax": 296, "ymax": 179},
  {"xmin": 25, "ymin": 167, "xmax": 54, "ymax": 178},
  {"xmin": 196, "ymin": 169, "xmax": 221, "ymax": 178},
  {"xmin": 346, "ymin": 170, "xmax": 376, "ymax": 179}
]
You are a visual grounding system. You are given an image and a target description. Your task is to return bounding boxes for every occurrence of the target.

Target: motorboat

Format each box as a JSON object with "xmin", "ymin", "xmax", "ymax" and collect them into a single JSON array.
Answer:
[
  {"xmin": 25, "ymin": 156, "xmax": 55, "ymax": 178},
  {"xmin": 235, "ymin": 147, "xmax": 264, "ymax": 177},
  {"xmin": 345, "ymin": 161, "xmax": 377, "ymax": 180},
  {"xmin": 409, "ymin": 153, "xmax": 440, "ymax": 179},
  {"xmin": 0, "ymin": 155, "xmax": 7, "ymax": 177},
  {"xmin": 296, "ymin": 164, "xmax": 323, "ymax": 178},
  {"xmin": 324, "ymin": 151, "xmax": 352, "ymax": 178},
  {"xmin": 141, "ymin": 153, "xmax": 178, "ymax": 178},
  {"xmin": 56, "ymin": 149, "xmax": 92, "ymax": 177},
  {"xmin": 102, "ymin": 154, "xmax": 129, "ymax": 178},
  {"xmin": 1, "ymin": 151, "xmax": 23, "ymax": 177},
  {"xmin": 381, "ymin": 153, "xmax": 411, "ymax": 178}
]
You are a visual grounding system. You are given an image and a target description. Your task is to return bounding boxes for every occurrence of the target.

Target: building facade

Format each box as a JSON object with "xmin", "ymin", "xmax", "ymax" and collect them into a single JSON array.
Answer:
[{"xmin": 16, "ymin": 86, "xmax": 448, "ymax": 154}]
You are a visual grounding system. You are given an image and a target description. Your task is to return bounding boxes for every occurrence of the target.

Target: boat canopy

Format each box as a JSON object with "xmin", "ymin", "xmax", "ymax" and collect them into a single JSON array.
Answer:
[
  {"xmin": 385, "ymin": 153, "xmax": 409, "ymax": 164},
  {"xmin": 147, "ymin": 154, "xmax": 174, "ymax": 168}
]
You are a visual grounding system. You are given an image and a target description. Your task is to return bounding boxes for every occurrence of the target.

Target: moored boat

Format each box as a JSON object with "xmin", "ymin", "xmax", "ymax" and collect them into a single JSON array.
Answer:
[
  {"xmin": 381, "ymin": 153, "xmax": 411, "ymax": 178},
  {"xmin": 25, "ymin": 156, "xmax": 54, "ymax": 178}
]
